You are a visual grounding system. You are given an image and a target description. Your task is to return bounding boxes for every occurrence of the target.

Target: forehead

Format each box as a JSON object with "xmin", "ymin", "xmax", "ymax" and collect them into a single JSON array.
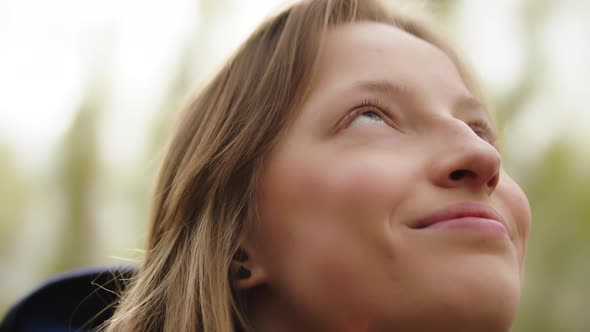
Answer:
[{"xmin": 311, "ymin": 21, "xmax": 472, "ymax": 104}]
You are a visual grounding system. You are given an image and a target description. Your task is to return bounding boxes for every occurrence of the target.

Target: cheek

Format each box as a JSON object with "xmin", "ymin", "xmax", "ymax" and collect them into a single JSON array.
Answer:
[
  {"xmin": 258, "ymin": 149, "xmax": 415, "ymax": 235},
  {"xmin": 256, "ymin": 152, "xmax": 386, "ymax": 256},
  {"xmin": 497, "ymin": 171, "xmax": 532, "ymax": 266},
  {"xmin": 254, "ymin": 148, "xmax": 419, "ymax": 312}
]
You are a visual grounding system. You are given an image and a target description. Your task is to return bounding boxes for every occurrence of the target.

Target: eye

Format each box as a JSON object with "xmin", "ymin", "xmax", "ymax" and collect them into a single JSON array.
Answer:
[
  {"xmin": 345, "ymin": 98, "xmax": 400, "ymax": 130},
  {"xmin": 467, "ymin": 119, "xmax": 497, "ymax": 145},
  {"xmin": 349, "ymin": 110, "xmax": 387, "ymax": 127}
]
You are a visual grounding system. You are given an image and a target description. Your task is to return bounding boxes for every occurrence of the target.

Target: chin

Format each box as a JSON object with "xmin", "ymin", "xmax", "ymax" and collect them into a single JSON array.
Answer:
[
  {"xmin": 424, "ymin": 263, "xmax": 522, "ymax": 332},
  {"xmin": 380, "ymin": 289, "xmax": 521, "ymax": 332},
  {"xmin": 378, "ymin": 260, "xmax": 523, "ymax": 332}
]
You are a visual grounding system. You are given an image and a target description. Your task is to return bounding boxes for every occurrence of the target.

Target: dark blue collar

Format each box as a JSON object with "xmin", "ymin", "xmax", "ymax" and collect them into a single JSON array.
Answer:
[{"xmin": 1, "ymin": 265, "xmax": 135, "ymax": 332}]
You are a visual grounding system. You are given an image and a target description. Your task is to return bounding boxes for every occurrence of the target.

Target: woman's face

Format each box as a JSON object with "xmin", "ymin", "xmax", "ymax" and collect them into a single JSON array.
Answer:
[{"xmin": 250, "ymin": 22, "xmax": 531, "ymax": 332}]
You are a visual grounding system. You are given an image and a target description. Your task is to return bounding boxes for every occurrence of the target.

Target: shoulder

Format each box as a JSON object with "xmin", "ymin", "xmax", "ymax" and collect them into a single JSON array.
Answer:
[{"xmin": 1, "ymin": 265, "xmax": 136, "ymax": 332}]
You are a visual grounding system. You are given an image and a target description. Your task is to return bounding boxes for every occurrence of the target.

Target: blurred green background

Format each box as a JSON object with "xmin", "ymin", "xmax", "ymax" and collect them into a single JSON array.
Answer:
[{"xmin": 0, "ymin": 0, "xmax": 588, "ymax": 331}]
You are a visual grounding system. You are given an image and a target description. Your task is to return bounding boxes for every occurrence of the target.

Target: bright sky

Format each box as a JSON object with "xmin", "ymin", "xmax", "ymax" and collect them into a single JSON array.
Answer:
[{"xmin": 0, "ymin": 0, "xmax": 279, "ymax": 171}]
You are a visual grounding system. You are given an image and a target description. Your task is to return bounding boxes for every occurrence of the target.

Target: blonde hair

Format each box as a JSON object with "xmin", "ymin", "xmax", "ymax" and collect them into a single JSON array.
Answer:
[{"xmin": 102, "ymin": 1, "xmax": 481, "ymax": 331}]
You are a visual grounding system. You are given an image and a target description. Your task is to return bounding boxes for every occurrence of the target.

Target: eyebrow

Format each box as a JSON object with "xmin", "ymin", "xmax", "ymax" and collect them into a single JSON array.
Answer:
[
  {"xmin": 351, "ymin": 79, "xmax": 413, "ymax": 97},
  {"xmin": 452, "ymin": 95, "xmax": 487, "ymax": 114}
]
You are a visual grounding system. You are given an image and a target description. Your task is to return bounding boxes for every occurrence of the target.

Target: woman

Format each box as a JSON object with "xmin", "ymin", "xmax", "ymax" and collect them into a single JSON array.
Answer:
[{"xmin": 103, "ymin": 0, "xmax": 531, "ymax": 331}]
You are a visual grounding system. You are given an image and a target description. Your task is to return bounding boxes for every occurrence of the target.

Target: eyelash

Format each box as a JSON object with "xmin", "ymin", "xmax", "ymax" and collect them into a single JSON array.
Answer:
[
  {"xmin": 357, "ymin": 98, "xmax": 393, "ymax": 118},
  {"xmin": 346, "ymin": 98, "xmax": 400, "ymax": 129}
]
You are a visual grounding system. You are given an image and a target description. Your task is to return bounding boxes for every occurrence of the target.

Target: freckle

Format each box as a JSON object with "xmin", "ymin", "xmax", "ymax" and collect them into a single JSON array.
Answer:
[
  {"xmin": 384, "ymin": 250, "xmax": 395, "ymax": 261},
  {"xmin": 389, "ymin": 269, "xmax": 402, "ymax": 285}
]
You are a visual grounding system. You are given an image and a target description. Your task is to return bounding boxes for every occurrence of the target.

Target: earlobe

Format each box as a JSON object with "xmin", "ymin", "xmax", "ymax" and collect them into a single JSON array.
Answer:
[
  {"xmin": 230, "ymin": 247, "xmax": 267, "ymax": 290},
  {"xmin": 232, "ymin": 264, "xmax": 266, "ymax": 290}
]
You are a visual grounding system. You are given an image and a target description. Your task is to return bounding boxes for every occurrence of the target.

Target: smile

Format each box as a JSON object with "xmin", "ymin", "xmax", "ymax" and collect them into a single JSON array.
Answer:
[{"xmin": 412, "ymin": 202, "xmax": 509, "ymax": 237}]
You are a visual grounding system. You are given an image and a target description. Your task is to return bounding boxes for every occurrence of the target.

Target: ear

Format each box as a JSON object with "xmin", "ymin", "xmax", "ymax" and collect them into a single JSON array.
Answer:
[{"xmin": 230, "ymin": 245, "xmax": 268, "ymax": 290}]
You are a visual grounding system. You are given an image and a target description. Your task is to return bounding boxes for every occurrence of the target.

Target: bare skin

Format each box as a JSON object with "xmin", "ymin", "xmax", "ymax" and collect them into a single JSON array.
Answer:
[{"xmin": 236, "ymin": 22, "xmax": 531, "ymax": 332}]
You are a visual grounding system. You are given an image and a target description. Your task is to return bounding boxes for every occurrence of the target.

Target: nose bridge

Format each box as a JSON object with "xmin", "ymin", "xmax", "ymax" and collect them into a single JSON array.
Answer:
[{"xmin": 430, "ymin": 121, "xmax": 501, "ymax": 195}]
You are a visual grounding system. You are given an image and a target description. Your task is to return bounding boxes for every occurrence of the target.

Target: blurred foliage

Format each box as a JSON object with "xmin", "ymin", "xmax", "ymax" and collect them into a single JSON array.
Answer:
[
  {"xmin": 51, "ymin": 90, "xmax": 101, "ymax": 274},
  {"xmin": 513, "ymin": 140, "xmax": 590, "ymax": 332},
  {"xmin": 0, "ymin": 146, "xmax": 28, "ymax": 253},
  {"xmin": 0, "ymin": 0, "xmax": 588, "ymax": 331}
]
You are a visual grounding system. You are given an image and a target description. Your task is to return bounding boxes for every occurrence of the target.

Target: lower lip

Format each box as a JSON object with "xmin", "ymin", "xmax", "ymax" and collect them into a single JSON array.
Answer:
[{"xmin": 423, "ymin": 217, "xmax": 508, "ymax": 237}]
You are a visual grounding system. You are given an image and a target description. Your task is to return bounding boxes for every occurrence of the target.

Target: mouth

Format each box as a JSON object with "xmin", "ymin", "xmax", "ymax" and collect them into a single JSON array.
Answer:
[{"xmin": 411, "ymin": 202, "xmax": 509, "ymax": 236}]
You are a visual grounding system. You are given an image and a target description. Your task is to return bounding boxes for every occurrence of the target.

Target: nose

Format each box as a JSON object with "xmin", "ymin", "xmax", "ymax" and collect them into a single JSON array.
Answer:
[{"xmin": 429, "ymin": 127, "xmax": 501, "ymax": 196}]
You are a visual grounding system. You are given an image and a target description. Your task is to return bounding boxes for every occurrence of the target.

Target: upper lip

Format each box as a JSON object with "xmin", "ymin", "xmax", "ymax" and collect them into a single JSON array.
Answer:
[{"xmin": 412, "ymin": 202, "xmax": 507, "ymax": 230}]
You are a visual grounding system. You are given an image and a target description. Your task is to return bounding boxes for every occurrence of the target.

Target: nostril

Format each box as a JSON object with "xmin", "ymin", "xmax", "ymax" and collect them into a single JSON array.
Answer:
[
  {"xmin": 488, "ymin": 173, "xmax": 500, "ymax": 190},
  {"xmin": 449, "ymin": 170, "xmax": 468, "ymax": 181}
]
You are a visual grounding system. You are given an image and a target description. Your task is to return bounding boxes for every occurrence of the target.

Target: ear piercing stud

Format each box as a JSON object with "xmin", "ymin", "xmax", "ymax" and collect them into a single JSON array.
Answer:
[
  {"xmin": 236, "ymin": 266, "xmax": 251, "ymax": 279},
  {"xmin": 233, "ymin": 249, "xmax": 251, "ymax": 279}
]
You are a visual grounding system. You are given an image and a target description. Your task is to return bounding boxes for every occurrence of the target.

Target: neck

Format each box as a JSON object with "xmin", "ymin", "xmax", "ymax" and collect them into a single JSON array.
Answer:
[
  {"xmin": 245, "ymin": 285, "xmax": 333, "ymax": 332},
  {"xmin": 246, "ymin": 286, "xmax": 368, "ymax": 332}
]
